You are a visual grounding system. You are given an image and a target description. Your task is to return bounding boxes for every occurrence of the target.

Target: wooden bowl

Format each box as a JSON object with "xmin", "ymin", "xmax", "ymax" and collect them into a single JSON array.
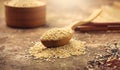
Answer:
[{"xmin": 4, "ymin": 2, "xmax": 46, "ymax": 28}]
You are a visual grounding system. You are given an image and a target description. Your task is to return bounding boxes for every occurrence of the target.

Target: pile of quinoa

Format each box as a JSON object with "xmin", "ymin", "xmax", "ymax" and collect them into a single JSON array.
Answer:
[{"xmin": 29, "ymin": 39, "xmax": 86, "ymax": 59}]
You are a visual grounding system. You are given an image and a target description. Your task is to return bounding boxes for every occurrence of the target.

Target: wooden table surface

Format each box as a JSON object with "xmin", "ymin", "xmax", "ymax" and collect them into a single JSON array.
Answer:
[{"xmin": 0, "ymin": 0, "xmax": 120, "ymax": 70}]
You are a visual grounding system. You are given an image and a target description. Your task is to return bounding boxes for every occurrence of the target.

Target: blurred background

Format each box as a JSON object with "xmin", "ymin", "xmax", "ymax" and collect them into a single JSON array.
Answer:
[{"xmin": 0, "ymin": 0, "xmax": 119, "ymax": 26}]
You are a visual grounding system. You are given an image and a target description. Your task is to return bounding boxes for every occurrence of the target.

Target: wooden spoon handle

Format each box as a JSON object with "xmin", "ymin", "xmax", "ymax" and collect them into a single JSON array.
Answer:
[{"xmin": 69, "ymin": 8, "xmax": 102, "ymax": 30}]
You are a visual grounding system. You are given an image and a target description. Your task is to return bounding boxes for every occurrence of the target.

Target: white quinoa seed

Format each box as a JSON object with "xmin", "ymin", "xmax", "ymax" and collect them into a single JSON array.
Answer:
[
  {"xmin": 5, "ymin": 0, "xmax": 45, "ymax": 7},
  {"xmin": 29, "ymin": 39, "xmax": 86, "ymax": 59}
]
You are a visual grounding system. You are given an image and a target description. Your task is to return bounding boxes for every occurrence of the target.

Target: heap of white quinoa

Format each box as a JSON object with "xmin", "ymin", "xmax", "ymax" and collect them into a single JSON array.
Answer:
[
  {"xmin": 5, "ymin": 0, "xmax": 45, "ymax": 7},
  {"xmin": 29, "ymin": 39, "xmax": 86, "ymax": 59},
  {"xmin": 41, "ymin": 28, "xmax": 73, "ymax": 41}
]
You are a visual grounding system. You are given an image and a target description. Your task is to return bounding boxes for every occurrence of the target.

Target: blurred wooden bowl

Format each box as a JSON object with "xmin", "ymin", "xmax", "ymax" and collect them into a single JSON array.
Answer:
[{"xmin": 4, "ymin": 2, "xmax": 46, "ymax": 28}]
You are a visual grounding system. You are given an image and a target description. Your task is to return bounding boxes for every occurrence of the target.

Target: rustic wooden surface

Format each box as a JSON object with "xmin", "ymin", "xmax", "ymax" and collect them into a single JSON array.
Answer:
[{"xmin": 0, "ymin": 0, "xmax": 120, "ymax": 70}]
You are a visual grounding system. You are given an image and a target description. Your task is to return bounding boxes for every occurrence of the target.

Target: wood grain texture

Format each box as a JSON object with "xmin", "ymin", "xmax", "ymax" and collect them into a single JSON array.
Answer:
[{"xmin": 0, "ymin": 0, "xmax": 120, "ymax": 70}]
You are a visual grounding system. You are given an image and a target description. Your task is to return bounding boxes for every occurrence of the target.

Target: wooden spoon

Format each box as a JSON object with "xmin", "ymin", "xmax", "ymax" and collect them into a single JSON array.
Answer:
[{"xmin": 40, "ymin": 9, "xmax": 102, "ymax": 48}]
